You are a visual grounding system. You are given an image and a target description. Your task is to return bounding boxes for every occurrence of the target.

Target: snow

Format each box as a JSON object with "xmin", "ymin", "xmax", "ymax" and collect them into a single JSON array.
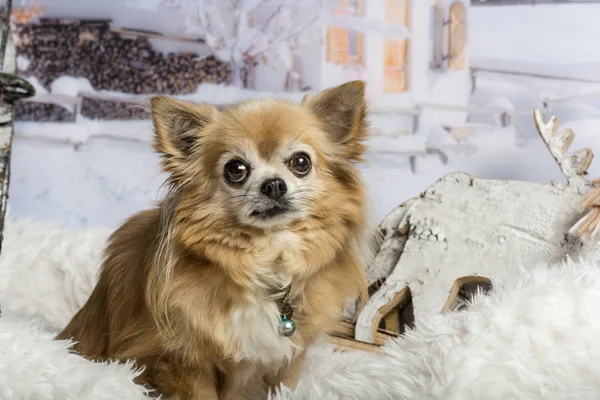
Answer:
[
  {"xmin": 321, "ymin": 13, "xmax": 410, "ymax": 39},
  {"xmin": 125, "ymin": 0, "xmax": 185, "ymax": 11},
  {"xmin": 470, "ymin": 4, "xmax": 600, "ymax": 67},
  {"xmin": 30, "ymin": 75, "xmax": 422, "ymax": 117},
  {"xmin": 472, "ymin": 58, "xmax": 600, "ymax": 83},
  {"xmin": 24, "ymin": 76, "xmax": 49, "ymax": 96},
  {"xmin": 10, "ymin": 3, "xmax": 600, "ymax": 230},
  {"xmin": 14, "ymin": 120, "xmax": 153, "ymax": 145},
  {"xmin": 467, "ymin": 3, "xmax": 600, "ymax": 142},
  {"xmin": 13, "ymin": 71, "xmax": 600, "ymax": 230},
  {"xmin": 367, "ymin": 135, "xmax": 426, "ymax": 155},
  {"xmin": 469, "ymin": 70, "xmax": 600, "ymax": 140},
  {"xmin": 50, "ymin": 77, "xmax": 95, "ymax": 98},
  {"xmin": 16, "ymin": 56, "xmax": 30, "ymax": 71},
  {"xmin": 28, "ymin": 0, "xmax": 194, "ymax": 39},
  {"xmin": 177, "ymin": 83, "xmax": 305, "ymax": 104},
  {"xmin": 36, "ymin": 76, "xmax": 306, "ymax": 105},
  {"xmin": 10, "ymin": 136, "xmax": 165, "ymax": 228}
]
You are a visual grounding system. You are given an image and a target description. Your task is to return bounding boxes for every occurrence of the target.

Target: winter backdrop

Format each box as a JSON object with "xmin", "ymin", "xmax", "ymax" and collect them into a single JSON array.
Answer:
[{"xmin": 8, "ymin": 1, "xmax": 600, "ymax": 229}]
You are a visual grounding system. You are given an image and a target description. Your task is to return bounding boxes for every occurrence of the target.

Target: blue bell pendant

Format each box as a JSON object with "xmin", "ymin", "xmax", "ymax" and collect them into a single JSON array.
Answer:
[
  {"xmin": 275, "ymin": 285, "xmax": 296, "ymax": 337},
  {"xmin": 278, "ymin": 315, "xmax": 296, "ymax": 337}
]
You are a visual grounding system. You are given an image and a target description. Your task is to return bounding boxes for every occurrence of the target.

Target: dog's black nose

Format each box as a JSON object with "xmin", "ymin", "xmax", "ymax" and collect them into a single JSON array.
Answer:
[{"xmin": 260, "ymin": 178, "xmax": 287, "ymax": 200}]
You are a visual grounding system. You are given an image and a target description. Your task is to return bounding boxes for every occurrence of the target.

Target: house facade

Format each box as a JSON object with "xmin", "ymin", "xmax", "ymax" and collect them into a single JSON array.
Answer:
[{"xmin": 254, "ymin": 0, "xmax": 470, "ymax": 131}]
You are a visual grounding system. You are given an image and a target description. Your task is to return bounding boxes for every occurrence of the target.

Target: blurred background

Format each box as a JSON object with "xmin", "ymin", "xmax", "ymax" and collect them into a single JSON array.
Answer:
[{"xmin": 7, "ymin": 0, "xmax": 600, "ymax": 229}]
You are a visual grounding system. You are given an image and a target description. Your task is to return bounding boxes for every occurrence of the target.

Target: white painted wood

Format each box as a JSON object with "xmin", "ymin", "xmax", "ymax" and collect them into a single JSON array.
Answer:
[
  {"xmin": 356, "ymin": 172, "xmax": 599, "ymax": 343},
  {"xmin": 364, "ymin": 200, "xmax": 413, "ymax": 286},
  {"xmin": 356, "ymin": 109, "xmax": 600, "ymax": 344}
]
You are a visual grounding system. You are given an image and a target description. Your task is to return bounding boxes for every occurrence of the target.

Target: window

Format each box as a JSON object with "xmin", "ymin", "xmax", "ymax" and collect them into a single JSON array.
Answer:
[
  {"xmin": 326, "ymin": 0, "xmax": 365, "ymax": 66},
  {"xmin": 448, "ymin": 1, "xmax": 466, "ymax": 70},
  {"xmin": 383, "ymin": 0, "xmax": 409, "ymax": 93},
  {"xmin": 429, "ymin": 3, "xmax": 444, "ymax": 70}
]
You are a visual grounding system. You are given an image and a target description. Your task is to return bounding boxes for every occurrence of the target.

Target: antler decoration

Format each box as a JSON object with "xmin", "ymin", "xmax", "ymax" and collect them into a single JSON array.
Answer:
[
  {"xmin": 570, "ymin": 178, "xmax": 600, "ymax": 238},
  {"xmin": 533, "ymin": 109, "xmax": 593, "ymax": 185},
  {"xmin": 532, "ymin": 108, "xmax": 599, "ymax": 238}
]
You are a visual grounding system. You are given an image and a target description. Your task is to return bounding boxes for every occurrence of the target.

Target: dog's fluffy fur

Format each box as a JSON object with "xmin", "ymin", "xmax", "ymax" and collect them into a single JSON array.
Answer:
[{"xmin": 57, "ymin": 81, "xmax": 371, "ymax": 399}]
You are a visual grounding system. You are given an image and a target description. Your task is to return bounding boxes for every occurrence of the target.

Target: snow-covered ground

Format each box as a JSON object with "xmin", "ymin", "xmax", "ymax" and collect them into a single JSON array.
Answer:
[
  {"xmin": 9, "ymin": 3, "xmax": 600, "ymax": 230},
  {"xmin": 11, "ymin": 71, "xmax": 600, "ymax": 230},
  {"xmin": 470, "ymin": 4, "xmax": 600, "ymax": 79},
  {"xmin": 9, "ymin": 78, "xmax": 600, "ymax": 230}
]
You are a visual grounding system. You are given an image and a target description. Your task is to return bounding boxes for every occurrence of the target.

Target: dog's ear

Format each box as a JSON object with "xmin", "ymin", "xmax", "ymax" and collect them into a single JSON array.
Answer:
[
  {"xmin": 302, "ymin": 80, "xmax": 369, "ymax": 162},
  {"xmin": 150, "ymin": 96, "xmax": 217, "ymax": 177}
]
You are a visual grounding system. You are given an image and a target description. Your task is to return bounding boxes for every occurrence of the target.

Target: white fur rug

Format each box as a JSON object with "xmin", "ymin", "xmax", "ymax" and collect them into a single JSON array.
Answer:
[{"xmin": 2, "ymin": 219, "xmax": 600, "ymax": 400}]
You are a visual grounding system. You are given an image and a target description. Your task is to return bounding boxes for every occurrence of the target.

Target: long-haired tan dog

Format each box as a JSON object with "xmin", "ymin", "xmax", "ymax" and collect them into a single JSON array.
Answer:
[{"xmin": 58, "ymin": 81, "xmax": 371, "ymax": 399}]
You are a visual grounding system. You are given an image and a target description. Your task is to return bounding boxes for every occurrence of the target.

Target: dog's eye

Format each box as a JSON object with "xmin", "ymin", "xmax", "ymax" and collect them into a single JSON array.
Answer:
[
  {"xmin": 289, "ymin": 152, "xmax": 312, "ymax": 176},
  {"xmin": 224, "ymin": 160, "xmax": 249, "ymax": 184}
]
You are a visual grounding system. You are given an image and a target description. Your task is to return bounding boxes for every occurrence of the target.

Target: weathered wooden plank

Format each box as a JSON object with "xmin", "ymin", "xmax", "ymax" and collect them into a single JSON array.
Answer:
[{"xmin": 325, "ymin": 336, "xmax": 381, "ymax": 353}]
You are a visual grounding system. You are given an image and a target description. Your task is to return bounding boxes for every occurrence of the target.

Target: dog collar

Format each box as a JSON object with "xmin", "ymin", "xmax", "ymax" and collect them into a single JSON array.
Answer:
[{"xmin": 265, "ymin": 284, "xmax": 296, "ymax": 337}]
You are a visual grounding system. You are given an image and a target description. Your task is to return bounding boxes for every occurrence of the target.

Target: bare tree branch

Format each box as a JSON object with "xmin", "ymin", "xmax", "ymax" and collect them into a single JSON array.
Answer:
[
  {"xmin": 246, "ymin": 11, "xmax": 320, "ymax": 58},
  {"xmin": 191, "ymin": 0, "xmax": 334, "ymax": 86},
  {"xmin": 230, "ymin": 0, "xmax": 246, "ymax": 63},
  {"xmin": 244, "ymin": 0, "xmax": 284, "ymax": 57}
]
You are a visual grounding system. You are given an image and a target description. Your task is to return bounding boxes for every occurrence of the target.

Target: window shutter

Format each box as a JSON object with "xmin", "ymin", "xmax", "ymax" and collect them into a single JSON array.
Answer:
[
  {"xmin": 326, "ymin": 0, "xmax": 365, "ymax": 66},
  {"xmin": 383, "ymin": 0, "xmax": 410, "ymax": 93},
  {"xmin": 327, "ymin": 26, "xmax": 350, "ymax": 64},
  {"xmin": 448, "ymin": 1, "xmax": 466, "ymax": 71},
  {"xmin": 385, "ymin": 0, "xmax": 406, "ymax": 25},
  {"xmin": 429, "ymin": 2, "xmax": 444, "ymax": 69},
  {"xmin": 327, "ymin": 0, "xmax": 350, "ymax": 64},
  {"xmin": 356, "ymin": 24, "xmax": 364, "ymax": 64}
]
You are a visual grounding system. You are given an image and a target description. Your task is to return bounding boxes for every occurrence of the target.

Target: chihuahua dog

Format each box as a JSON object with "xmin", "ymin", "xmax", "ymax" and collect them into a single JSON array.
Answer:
[{"xmin": 58, "ymin": 80, "xmax": 371, "ymax": 399}]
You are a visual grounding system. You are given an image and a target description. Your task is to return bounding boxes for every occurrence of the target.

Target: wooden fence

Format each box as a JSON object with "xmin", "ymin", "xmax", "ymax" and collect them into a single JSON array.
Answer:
[{"xmin": 17, "ymin": 86, "xmax": 600, "ymax": 160}]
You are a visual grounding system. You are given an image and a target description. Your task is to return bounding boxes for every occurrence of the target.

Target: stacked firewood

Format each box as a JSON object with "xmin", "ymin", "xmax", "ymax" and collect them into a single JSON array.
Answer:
[
  {"xmin": 80, "ymin": 97, "xmax": 149, "ymax": 120},
  {"xmin": 14, "ymin": 102, "xmax": 74, "ymax": 122},
  {"xmin": 14, "ymin": 18, "xmax": 231, "ymax": 95}
]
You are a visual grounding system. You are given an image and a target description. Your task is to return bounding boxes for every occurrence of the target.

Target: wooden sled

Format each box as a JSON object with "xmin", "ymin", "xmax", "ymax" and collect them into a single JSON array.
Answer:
[
  {"xmin": 326, "ymin": 276, "xmax": 492, "ymax": 352},
  {"xmin": 327, "ymin": 108, "xmax": 600, "ymax": 350}
]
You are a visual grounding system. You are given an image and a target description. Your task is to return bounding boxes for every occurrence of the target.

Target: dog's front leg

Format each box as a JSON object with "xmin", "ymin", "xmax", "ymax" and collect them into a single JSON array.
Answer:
[
  {"xmin": 276, "ymin": 352, "xmax": 306, "ymax": 390},
  {"xmin": 221, "ymin": 363, "xmax": 267, "ymax": 400},
  {"xmin": 169, "ymin": 379, "xmax": 219, "ymax": 400},
  {"xmin": 154, "ymin": 360, "xmax": 219, "ymax": 400}
]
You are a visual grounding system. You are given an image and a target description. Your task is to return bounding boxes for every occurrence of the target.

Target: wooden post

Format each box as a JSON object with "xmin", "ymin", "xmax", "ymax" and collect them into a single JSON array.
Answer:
[
  {"xmin": 0, "ymin": 26, "xmax": 18, "ymax": 254},
  {"xmin": 0, "ymin": 11, "xmax": 13, "ymax": 318},
  {"xmin": 0, "ymin": 1, "xmax": 35, "ymax": 317}
]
